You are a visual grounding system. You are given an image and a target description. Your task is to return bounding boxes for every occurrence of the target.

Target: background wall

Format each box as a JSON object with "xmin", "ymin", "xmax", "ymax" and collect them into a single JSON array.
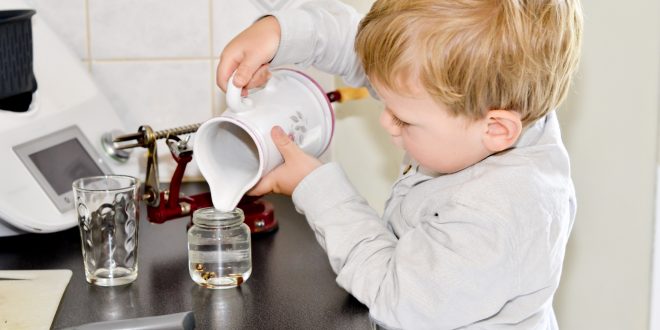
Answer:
[
  {"xmin": 330, "ymin": 1, "xmax": 402, "ymax": 214},
  {"xmin": 553, "ymin": 1, "xmax": 659, "ymax": 329},
  {"xmin": 23, "ymin": 0, "xmax": 660, "ymax": 328},
  {"xmin": 24, "ymin": 0, "xmax": 332, "ymax": 179}
]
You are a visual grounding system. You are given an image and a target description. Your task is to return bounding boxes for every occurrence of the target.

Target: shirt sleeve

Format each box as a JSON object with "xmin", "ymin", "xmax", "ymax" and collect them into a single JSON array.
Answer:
[
  {"xmin": 292, "ymin": 163, "xmax": 519, "ymax": 329},
  {"xmin": 270, "ymin": 0, "xmax": 368, "ymax": 88}
]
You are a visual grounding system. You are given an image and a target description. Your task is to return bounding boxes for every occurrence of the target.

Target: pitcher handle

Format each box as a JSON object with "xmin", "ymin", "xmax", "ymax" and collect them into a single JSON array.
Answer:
[{"xmin": 226, "ymin": 72, "xmax": 254, "ymax": 112}]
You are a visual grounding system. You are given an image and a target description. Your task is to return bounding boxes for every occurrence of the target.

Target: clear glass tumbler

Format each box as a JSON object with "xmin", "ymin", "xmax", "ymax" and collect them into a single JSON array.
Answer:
[
  {"xmin": 72, "ymin": 175, "xmax": 139, "ymax": 286},
  {"xmin": 188, "ymin": 207, "xmax": 252, "ymax": 289}
]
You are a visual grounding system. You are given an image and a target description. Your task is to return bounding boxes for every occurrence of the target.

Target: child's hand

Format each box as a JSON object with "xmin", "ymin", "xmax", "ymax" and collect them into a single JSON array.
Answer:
[
  {"xmin": 217, "ymin": 16, "xmax": 281, "ymax": 94},
  {"xmin": 248, "ymin": 126, "xmax": 322, "ymax": 196}
]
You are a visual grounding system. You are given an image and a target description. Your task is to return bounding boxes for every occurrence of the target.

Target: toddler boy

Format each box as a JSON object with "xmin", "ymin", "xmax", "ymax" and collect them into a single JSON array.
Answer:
[{"xmin": 217, "ymin": 0, "xmax": 583, "ymax": 328}]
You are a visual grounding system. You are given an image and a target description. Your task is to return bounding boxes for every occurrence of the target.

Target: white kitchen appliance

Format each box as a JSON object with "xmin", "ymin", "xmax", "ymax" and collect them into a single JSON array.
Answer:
[{"xmin": 0, "ymin": 4, "xmax": 139, "ymax": 236}]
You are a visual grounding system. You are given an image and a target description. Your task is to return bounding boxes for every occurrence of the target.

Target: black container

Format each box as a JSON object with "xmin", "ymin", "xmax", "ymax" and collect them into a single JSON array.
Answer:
[{"xmin": 0, "ymin": 9, "xmax": 36, "ymax": 112}]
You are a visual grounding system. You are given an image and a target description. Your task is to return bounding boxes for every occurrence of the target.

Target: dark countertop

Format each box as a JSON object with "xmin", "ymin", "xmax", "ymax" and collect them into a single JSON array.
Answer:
[{"xmin": 0, "ymin": 190, "xmax": 371, "ymax": 329}]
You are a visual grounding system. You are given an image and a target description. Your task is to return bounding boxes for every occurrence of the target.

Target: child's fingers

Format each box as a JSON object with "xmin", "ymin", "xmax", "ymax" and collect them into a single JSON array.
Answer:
[
  {"xmin": 246, "ymin": 127, "xmax": 296, "ymax": 196},
  {"xmin": 217, "ymin": 56, "xmax": 240, "ymax": 92},
  {"xmin": 247, "ymin": 176, "xmax": 272, "ymax": 196},
  {"xmin": 232, "ymin": 55, "xmax": 264, "ymax": 88},
  {"xmin": 271, "ymin": 126, "xmax": 301, "ymax": 161},
  {"xmin": 244, "ymin": 65, "xmax": 271, "ymax": 90}
]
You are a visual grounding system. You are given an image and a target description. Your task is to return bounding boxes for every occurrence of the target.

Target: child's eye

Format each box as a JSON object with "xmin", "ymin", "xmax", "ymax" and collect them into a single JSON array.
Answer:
[{"xmin": 391, "ymin": 114, "xmax": 409, "ymax": 127}]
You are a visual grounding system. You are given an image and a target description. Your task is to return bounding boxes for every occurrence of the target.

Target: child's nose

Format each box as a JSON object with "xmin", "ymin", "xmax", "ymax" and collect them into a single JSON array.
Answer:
[{"xmin": 379, "ymin": 110, "xmax": 402, "ymax": 136}]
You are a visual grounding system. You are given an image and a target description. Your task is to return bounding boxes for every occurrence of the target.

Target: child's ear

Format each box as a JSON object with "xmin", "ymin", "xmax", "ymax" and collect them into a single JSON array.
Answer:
[{"xmin": 481, "ymin": 110, "xmax": 522, "ymax": 152}]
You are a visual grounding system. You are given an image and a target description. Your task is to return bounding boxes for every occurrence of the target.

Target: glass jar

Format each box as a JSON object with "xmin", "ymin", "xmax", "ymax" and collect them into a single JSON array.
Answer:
[{"xmin": 188, "ymin": 207, "xmax": 252, "ymax": 289}]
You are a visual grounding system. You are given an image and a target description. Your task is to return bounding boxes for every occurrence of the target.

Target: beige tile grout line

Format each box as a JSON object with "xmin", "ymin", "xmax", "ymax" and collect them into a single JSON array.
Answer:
[
  {"xmin": 90, "ymin": 57, "xmax": 213, "ymax": 62},
  {"xmin": 84, "ymin": 0, "xmax": 92, "ymax": 72},
  {"xmin": 209, "ymin": 0, "xmax": 219, "ymax": 117}
]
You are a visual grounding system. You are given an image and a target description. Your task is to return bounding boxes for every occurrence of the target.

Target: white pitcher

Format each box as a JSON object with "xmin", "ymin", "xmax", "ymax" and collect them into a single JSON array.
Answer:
[{"xmin": 194, "ymin": 69, "xmax": 335, "ymax": 211}]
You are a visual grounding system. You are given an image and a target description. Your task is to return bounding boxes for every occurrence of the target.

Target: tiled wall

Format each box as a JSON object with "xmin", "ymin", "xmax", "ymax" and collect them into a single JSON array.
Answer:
[
  {"xmin": 27, "ymin": 0, "xmax": 328, "ymax": 132},
  {"xmin": 21, "ymin": 0, "xmax": 399, "ymax": 210},
  {"xmin": 22, "ymin": 0, "xmax": 340, "ymax": 179}
]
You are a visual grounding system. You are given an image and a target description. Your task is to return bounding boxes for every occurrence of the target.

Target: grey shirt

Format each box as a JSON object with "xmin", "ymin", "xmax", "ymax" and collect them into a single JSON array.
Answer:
[{"xmin": 273, "ymin": 1, "xmax": 577, "ymax": 328}]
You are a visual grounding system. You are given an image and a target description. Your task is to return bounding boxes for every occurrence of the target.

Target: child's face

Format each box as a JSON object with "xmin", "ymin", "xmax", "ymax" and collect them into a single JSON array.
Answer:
[{"xmin": 372, "ymin": 81, "xmax": 491, "ymax": 174}]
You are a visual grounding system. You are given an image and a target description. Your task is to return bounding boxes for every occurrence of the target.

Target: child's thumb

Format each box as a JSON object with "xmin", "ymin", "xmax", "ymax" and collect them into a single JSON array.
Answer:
[{"xmin": 271, "ymin": 126, "xmax": 300, "ymax": 160}]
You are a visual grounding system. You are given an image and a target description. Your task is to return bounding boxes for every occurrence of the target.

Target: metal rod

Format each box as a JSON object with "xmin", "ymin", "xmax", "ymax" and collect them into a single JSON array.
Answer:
[
  {"xmin": 153, "ymin": 123, "xmax": 202, "ymax": 140},
  {"xmin": 112, "ymin": 123, "xmax": 202, "ymax": 150},
  {"xmin": 112, "ymin": 131, "xmax": 144, "ymax": 142},
  {"xmin": 114, "ymin": 142, "xmax": 142, "ymax": 150}
]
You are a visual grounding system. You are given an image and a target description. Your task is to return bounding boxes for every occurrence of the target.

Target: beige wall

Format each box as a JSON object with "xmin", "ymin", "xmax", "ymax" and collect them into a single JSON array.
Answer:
[
  {"xmin": 332, "ymin": 2, "xmax": 403, "ymax": 214},
  {"xmin": 554, "ymin": 1, "xmax": 659, "ymax": 329},
  {"xmin": 336, "ymin": 0, "xmax": 660, "ymax": 329}
]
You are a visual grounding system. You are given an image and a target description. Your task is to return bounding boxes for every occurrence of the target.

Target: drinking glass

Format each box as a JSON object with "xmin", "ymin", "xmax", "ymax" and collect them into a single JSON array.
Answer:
[{"xmin": 72, "ymin": 175, "xmax": 139, "ymax": 286}]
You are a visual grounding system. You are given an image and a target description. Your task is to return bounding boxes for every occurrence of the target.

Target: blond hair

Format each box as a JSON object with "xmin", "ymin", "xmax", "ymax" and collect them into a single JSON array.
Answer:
[{"xmin": 355, "ymin": 0, "xmax": 583, "ymax": 126}]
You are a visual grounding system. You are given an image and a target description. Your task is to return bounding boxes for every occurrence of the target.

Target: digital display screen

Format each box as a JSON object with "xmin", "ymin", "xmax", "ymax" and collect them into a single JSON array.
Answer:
[{"xmin": 28, "ymin": 138, "xmax": 104, "ymax": 195}]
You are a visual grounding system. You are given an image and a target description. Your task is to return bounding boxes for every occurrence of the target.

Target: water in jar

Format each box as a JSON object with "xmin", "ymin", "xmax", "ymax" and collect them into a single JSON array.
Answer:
[{"xmin": 188, "ymin": 220, "xmax": 251, "ymax": 289}]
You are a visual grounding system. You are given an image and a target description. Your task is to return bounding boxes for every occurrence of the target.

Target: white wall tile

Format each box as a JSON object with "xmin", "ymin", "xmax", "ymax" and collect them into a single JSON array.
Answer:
[
  {"xmin": 89, "ymin": 0, "xmax": 210, "ymax": 59},
  {"xmin": 91, "ymin": 60, "xmax": 213, "ymax": 131},
  {"xmin": 30, "ymin": 0, "xmax": 87, "ymax": 59}
]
